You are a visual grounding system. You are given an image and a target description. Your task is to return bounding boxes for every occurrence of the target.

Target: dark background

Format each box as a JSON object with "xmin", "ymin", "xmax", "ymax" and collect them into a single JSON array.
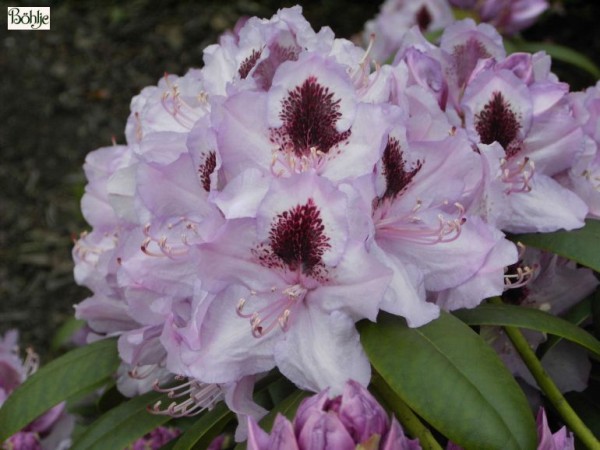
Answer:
[{"xmin": 1, "ymin": 0, "xmax": 598, "ymax": 359}]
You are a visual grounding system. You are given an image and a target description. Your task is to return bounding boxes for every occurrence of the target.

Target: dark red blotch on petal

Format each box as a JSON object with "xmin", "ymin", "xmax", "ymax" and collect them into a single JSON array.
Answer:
[
  {"xmin": 379, "ymin": 136, "xmax": 422, "ymax": 203},
  {"xmin": 239, "ymin": 49, "xmax": 263, "ymax": 80},
  {"xmin": 275, "ymin": 76, "xmax": 351, "ymax": 157},
  {"xmin": 452, "ymin": 38, "xmax": 491, "ymax": 88},
  {"xmin": 416, "ymin": 6, "xmax": 432, "ymax": 31},
  {"xmin": 254, "ymin": 44, "xmax": 300, "ymax": 90},
  {"xmin": 199, "ymin": 151, "xmax": 216, "ymax": 192},
  {"xmin": 267, "ymin": 198, "xmax": 331, "ymax": 276},
  {"xmin": 475, "ymin": 91, "xmax": 521, "ymax": 157}
]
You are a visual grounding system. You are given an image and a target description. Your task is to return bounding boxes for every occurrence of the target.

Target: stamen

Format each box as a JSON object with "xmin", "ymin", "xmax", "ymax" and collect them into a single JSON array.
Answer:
[
  {"xmin": 159, "ymin": 76, "xmax": 206, "ymax": 130},
  {"xmin": 270, "ymin": 146, "xmax": 328, "ymax": 177},
  {"xmin": 149, "ymin": 377, "xmax": 224, "ymax": 418},
  {"xmin": 22, "ymin": 347, "xmax": 39, "ymax": 377},
  {"xmin": 375, "ymin": 200, "xmax": 466, "ymax": 244},
  {"xmin": 504, "ymin": 264, "xmax": 537, "ymax": 289},
  {"xmin": 236, "ymin": 284, "xmax": 307, "ymax": 337},
  {"xmin": 134, "ymin": 111, "xmax": 143, "ymax": 142},
  {"xmin": 352, "ymin": 33, "xmax": 376, "ymax": 87},
  {"xmin": 141, "ymin": 219, "xmax": 200, "ymax": 258},
  {"xmin": 128, "ymin": 364, "xmax": 160, "ymax": 380},
  {"xmin": 582, "ymin": 169, "xmax": 600, "ymax": 191},
  {"xmin": 500, "ymin": 157, "xmax": 535, "ymax": 194},
  {"xmin": 360, "ymin": 33, "xmax": 376, "ymax": 67},
  {"xmin": 73, "ymin": 231, "xmax": 117, "ymax": 261}
]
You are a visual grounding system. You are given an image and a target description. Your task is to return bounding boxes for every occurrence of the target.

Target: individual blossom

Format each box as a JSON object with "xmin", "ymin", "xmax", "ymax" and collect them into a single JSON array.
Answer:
[
  {"xmin": 449, "ymin": 0, "xmax": 549, "ymax": 35},
  {"xmin": 202, "ymin": 5, "xmax": 365, "ymax": 97},
  {"xmin": 0, "ymin": 331, "xmax": 74, "ymax": 450},
  {"xmin": 361, "ymin": 0, "xmax": 454, "ymax": 63},
  {"xmin": 536, "ymin": 408, "xmax": 575, "ymax": 450},
  {"xmin": 357, "ymin": 105, "xmax": 517, "ymax": 317},
  {"xmin": 162, "ymin": 173, "xmax": 391, "ymax": 394},
  {"xmin": 125, "ymin": 69, "xmax": 209, "ymax": 145},
  {"xmin": 486, "ymin": 248, "xmax": 598, "ymax": 393},
  {"xmin": 247, "ymin": 380, "xmax": 421, "ymax": 450},
  {"xmin": 561, "ymin": 82, "xmax": 600, "ymax": 218},
  {"xmin": 394, "ymin": 20, "xmax": 588, "ymax": 233}
]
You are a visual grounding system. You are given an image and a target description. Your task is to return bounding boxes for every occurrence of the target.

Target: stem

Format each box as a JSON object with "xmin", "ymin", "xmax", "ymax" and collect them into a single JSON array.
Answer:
[
  {"xmin": 371, "ymin": 371, "xmax": 443, "ymax": 450},
  {"xmin": 490, "ymin": 298, "xmax": 600, "ymax": 449}
]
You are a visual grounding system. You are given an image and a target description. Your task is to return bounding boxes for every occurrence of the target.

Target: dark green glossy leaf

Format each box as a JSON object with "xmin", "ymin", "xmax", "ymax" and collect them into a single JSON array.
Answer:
[
  {"xmin": 0, "ymin": 339, "xmax": 119, "ymax": 441},
  {"xmin": 505, "ymin": 40, "xmax": 600, "ymax": 78},
  {"xmin": 538, "ymin": 296, "xmax": 594, "ymax": 357},
  {"xmin": 172, "ymin": 402, "xmax": 233, "ymax": 450},
  {"xmin": 512, "ymin": 219, "xmax": 600, "ymax": 273},
  {"xmin": 71, "ymin": 390, "xmax": 170, "ymax": 450},
  {"xmin": 360, "ymin": 312, "xmax": 537, "ymax": 450},
  {"xmin": 453, "ymin": 304, "xmax": 600, "ymax": 357}
]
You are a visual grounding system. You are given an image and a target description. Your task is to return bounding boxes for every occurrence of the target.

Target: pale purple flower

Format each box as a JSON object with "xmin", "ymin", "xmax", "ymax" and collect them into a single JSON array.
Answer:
[
  {"xmin": 202, "ymin": 6, "xmax": 363, "ymax": 96},
  {"xmin": 536, "ymin": 408, "xmax": 575, "ymax": 450},
  {"xmin": 448, "ymin": 1, "xmax": 548, "ymax": 35},
  {"xmin": 162, "ymin": 173, "xmax": 391, "ymax": 394},
  {"xmin": 125, "ymin": 69, "xmax": 209, "ymax": 145},
  {"xmin": 0, "ymin": 331, "xmax": 74, "ymax": 450},
  {"xmin": 561, "ymin": 82, "xmax": 600, "ymax": 218},
  {"xmin": 365, "ymin": 120, "xmax": 517, "ymax": 320},
  {"xmin": 247, "ymin": 380, "xmax": 421, "ymax": 449},
  {"xmin": 392, "ymin": 20, "xmax": 588, "ymax": 233},
  {"xmin": 362, "ymin": 0, "xmax": 454, "ymax": 63}
]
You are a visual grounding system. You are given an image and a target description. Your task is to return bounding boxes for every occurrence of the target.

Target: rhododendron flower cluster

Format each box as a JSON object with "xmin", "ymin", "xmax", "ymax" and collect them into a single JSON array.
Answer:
[
  {"xmin": 0, "ymin": 331, "xmax": 73, "ymax": 450},
  {"xmin": 72, "ymin": 5, "xmax": 596, "ymax": 442}
]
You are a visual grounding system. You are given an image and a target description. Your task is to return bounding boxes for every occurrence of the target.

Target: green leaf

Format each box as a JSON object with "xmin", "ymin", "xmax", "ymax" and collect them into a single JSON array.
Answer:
[
  {"xmin": 0, "ymin": 338, "xmax": 119, "ymax": 441},
  {"xmin": 71, "ymin": 390, "xmax": 170, "ymax": 450},
  {"xmin": 538, "ymin": 296, "xmax": 594, "ymax": 357},
  {"xmin": 512, "ymin": 219, "xmax": 600, "ymax": 273},
  {"xmin": 505, "ymin": 40, "xmax": 600, "ymax": 79},
  {"xmin": 453, "ymin": 303, "xmax": 600, "ymax": 358},
  {"xmin": 359, "ymin": 312, "xmax": 537, "ymax": 450},
  {"xmin": 172, "ymin": 402, "xmax": 233, "ymax": 450}
]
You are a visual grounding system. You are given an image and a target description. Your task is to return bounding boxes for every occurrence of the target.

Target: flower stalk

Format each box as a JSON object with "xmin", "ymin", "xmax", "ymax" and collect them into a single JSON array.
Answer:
[{"xmin": 491, "ymin": 297, "xmax": 600, "ymax": 449}]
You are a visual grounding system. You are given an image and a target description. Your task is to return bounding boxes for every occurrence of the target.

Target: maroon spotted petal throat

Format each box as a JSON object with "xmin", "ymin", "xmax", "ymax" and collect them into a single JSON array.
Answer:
[
  {"xmin": 271, "ymin": 76, "xmax": 351, "ymax": 158},
  {"xmin": 378, "ymin": 136, "xmax": 422, "ymax": 205},
  {"xmin": 475, "ymin": 91, "xmax": 522, "ymax": 158},
  {"xmin": 255, "ymin": 198, "xmax": 331, "ymax": 279}
]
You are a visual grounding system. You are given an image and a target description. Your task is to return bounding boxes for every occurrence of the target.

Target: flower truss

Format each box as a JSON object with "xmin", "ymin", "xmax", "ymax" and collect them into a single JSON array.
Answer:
[{"xmin": 3, "ymin": 3, "xmax": 600, "ymax": 450}]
